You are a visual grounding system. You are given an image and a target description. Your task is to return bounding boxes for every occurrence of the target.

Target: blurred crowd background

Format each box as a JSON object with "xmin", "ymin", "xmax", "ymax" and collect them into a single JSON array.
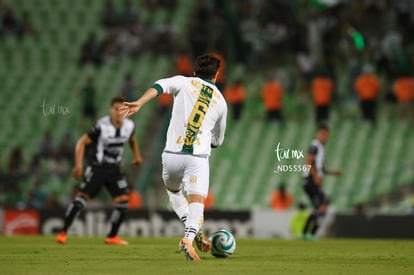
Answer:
[{"xmin": 0, "ymin": 0, "xmax": 413, "ymax": 214}]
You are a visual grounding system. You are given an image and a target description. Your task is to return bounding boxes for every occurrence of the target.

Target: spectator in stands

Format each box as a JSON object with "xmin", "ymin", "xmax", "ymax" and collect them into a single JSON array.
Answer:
[
  {"xmin": 354, "ymin": 65, "xmax": 381, "ymax": 123},
  {"xmin": 120, "ymin": 0, "xmax": 139, "ymax": 27},
  {"xmin": 223, "ymin": 79, "xmax": 246, "ymax": 121},
  {"xmin": 269, "ymin": 183, "xmax": 293, "ymax": 211},
  {"xmin": 80, "ymin": 76, "xmax": 97, "ymax": 128},
  {"xmin": 175, "ymin": 50, "xmax": 193, "ymax": 76},
  {"xmin": 311, "ymin": 72, "xmax": 334, "ymax": 124},
  {"xmin": 101, "ymin": 29, "xmax": 120, "ymax": 65},
  {"xmin": 120, "ymin": 73, "xmax": 137, "ymax": 101},
  {"xmin": 128, "ymin": 186, "xmax": 143, "ymax": 209},
  {"xmin": 28, "ymin": 153, "xmax": 42, "ymax": 178},
  {"xmin": 38, "ymin": 131, "xmax": 55, "ymax": 159},
  {"xmin": 57, "ymin": 132, "xmax": 75, "ymax": 165},
  {"xmin": 261, "ymin": 76, "xmax": 284, "ymax": 122},
  {"xmin": 79, "ymin": 32, "xmax": 102, "ymax": 67},
  {"xmin": 15, "ymin": 11, "xmax": 36, "ymax": 38},
  {"xmin": 101, "ymin": 0, "xmax": 119, "ymax": 29},
  {"xmin": 155, "ymin": 17, "xmax": 177, "ymax": 55},
  {"xmin": 393, "ymin": 72, "xmax": 414, "ymax": 120},
  {"xmin": 3, "ymin": 182, "xmax": 22, "ymax": 208},
  {"xmin": 44, "ymin": 191, "xmax": 62, "ymax": 209},
  {"xmin": 0, "ymin": 156, "xmax": 7, "ymax": 184},
  {"xmin": 1, "ymin": 5, "xmax": 18, "ymax": 36},
  {"xmin": 118, "ymin": 19, "xmax": 143, "ymax": 58},
  {"xmin": 49, "ymin": 153, "xmax": 67, "ymax": 180},
  {"xmin": 26, "ymin": 179, "xmax": 48, "ymax": 209},
  {"xmin": 7, "ymin": 146, "xmax": 26, "ymax": 183},
  {"xmin": 7, "ymin": 146, "xmax": 25, "ymax": 177}
]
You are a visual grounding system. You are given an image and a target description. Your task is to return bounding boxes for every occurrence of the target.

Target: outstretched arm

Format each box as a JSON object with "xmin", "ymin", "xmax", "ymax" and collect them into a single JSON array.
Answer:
[{"xmin": 119, "ymin": 87, "xmax": 158, "ymax": 118}]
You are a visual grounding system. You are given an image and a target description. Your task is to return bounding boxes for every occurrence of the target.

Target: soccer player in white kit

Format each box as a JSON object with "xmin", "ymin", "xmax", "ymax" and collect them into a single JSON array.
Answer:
[{"xmin": 120, "ymin": 54, "xmax": 227, "ymax": 261}]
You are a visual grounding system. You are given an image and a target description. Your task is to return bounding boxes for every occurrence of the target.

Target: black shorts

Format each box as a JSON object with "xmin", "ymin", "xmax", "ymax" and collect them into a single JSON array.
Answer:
[
  {"xmin": 80, "ymin": 165, "xmax": 128, "ymax": 199},
  {"xmin": 303, "ymin": 177, "xmax": 329, "ymax": 209}
]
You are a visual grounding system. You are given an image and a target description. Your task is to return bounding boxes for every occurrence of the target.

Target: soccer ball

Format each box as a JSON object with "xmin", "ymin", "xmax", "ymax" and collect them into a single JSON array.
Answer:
[{"xmin": 209, "ymin": 229, "xmax": 236, "ymax": 258}]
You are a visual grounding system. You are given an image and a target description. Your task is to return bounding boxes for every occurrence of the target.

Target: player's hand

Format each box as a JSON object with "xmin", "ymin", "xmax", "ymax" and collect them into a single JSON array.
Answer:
[
  {"xmin": 132, "ymin": 156, "xmax": 143, "ymax": 166},
  {"xmin": 72, "ymin": 166, "xmax": 83, "ymax": 180},
  {"xmin": 118, "ymin": 101, "xmax": 142, "ymax": 118}
]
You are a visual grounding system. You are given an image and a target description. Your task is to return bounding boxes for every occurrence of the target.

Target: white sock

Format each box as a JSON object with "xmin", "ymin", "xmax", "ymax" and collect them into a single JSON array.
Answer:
[
  {"xmin": 167, "ymin": 190, "xmax": 189, "ymax": 223},
  {"xmin": 184, "ymin": 202, "xmax": 204, "ymax": 242}
]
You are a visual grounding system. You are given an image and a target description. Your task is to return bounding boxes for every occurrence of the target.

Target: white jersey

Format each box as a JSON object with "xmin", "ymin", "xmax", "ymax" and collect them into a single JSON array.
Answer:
[{"xmin": 152, "ymin": 75, "xmax": 227, "ymax": 157}]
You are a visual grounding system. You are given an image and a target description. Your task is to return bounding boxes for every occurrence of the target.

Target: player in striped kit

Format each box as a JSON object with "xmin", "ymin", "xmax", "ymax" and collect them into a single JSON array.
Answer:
[
  {"xmin": 120, "ymin": 53, "xmax": 227, "ymax": 261},
  {"xmin": 55, "ymin": 96, "xmax": 143, "ymax": 245},
  {"xmin": 302, "ymin": 124, "xmax": 341, "ymax": 240}
]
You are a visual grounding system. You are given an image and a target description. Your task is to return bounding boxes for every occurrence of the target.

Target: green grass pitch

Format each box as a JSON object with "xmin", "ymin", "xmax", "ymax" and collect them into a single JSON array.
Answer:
[{"xmin": 0, "ymin": 236, "xmax": 413, "ymax": 274}]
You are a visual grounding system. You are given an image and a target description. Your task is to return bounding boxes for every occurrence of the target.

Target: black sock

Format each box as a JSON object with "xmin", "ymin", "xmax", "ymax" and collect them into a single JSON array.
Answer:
[
  {"xmin": 311, "ymin": 212, "xmax": 326, "ymax": 235},
  {"xmin": 303, "ymin": 213, "xmax": 317, "ymax": 235},
  {"xmin": 62, "ymin": 197, "xmax": 86, "ymax": 232},
  {"xmin": 181, "ymin": 214, "xmax": 188, "ymax": 224},
  {"xmin": 107, "ymin": 201, "xmax": 128, "ymax": 238}
]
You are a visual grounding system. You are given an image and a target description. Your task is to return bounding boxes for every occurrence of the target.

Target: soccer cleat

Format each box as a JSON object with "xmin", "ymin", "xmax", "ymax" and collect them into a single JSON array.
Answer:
[
  {"xmin": 304, "ymin": 233, "xmax": 319, "ymax": 241},
  {"xmin": 195, "ymin": 230, "xmax": 211, "ymax": 252},
  {"xmin": 55, "ymin": 231, "xmax": 67, "ymax": 244},
  {"xmin": 105, "ymin": 236, "xmax": 128, "ymax": 245},
  {"xmin": 179, "ymin": 238, "xmax": 200, "ymax": 261}
]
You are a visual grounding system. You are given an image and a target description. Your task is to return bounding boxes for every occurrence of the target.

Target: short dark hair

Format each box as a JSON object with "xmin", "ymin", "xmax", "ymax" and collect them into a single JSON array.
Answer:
[
  {"xmin": 194, "ymin": 53, "xmax": 221, "ymax": 79},
  {"xmin": 111, "ymin": 95, "xmax": 126, "ymax": 106}
]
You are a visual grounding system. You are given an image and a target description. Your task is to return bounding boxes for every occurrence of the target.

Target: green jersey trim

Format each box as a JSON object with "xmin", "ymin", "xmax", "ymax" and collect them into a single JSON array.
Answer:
[{"xmin": 152, "ymin": 83, "xmax": 163, "ymax": 95}]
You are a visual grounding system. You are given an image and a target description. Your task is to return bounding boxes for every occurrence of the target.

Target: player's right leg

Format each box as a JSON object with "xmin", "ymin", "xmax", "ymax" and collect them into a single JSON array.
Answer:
[
  {"xmin": 166, "ymin": 189, "xmax": 189, "ymax": 223},
  {"xmin": 55, "ymin": 194, "xmax": 88, "ymax": 244},
  {"xmin": 56, "ymin": 167, "xmax": 100, "ymax": 244},
  {"xmin": 302, "ymin": 179, "xmax": 319, "ymax": 240},
  {"xmin": 162, "ymin": 152, "xmax": 190, "ymax": 224},
  {"xmin": 162, "ymin": 153, "xmax": 205, "ymax": 260}
]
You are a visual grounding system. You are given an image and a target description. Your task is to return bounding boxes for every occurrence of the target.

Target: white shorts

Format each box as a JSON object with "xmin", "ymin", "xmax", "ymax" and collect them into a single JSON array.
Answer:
[{"xmin": 161, "ymin": 152, "xmax": 209, "ymax": 197}]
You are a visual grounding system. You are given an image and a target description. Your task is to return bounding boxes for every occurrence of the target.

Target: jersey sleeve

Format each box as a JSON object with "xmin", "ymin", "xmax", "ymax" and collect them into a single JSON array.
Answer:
[
  {"xmin": 87, "ymin": 123, "xmax": 101, "ymax": 142},
  {"xmin": 152, "ymin": 75, "xmax": 186, "ymax": 96},
  {"xmin": 211, "ymin": 103, "xmax": 227, "ymax": 148}
]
